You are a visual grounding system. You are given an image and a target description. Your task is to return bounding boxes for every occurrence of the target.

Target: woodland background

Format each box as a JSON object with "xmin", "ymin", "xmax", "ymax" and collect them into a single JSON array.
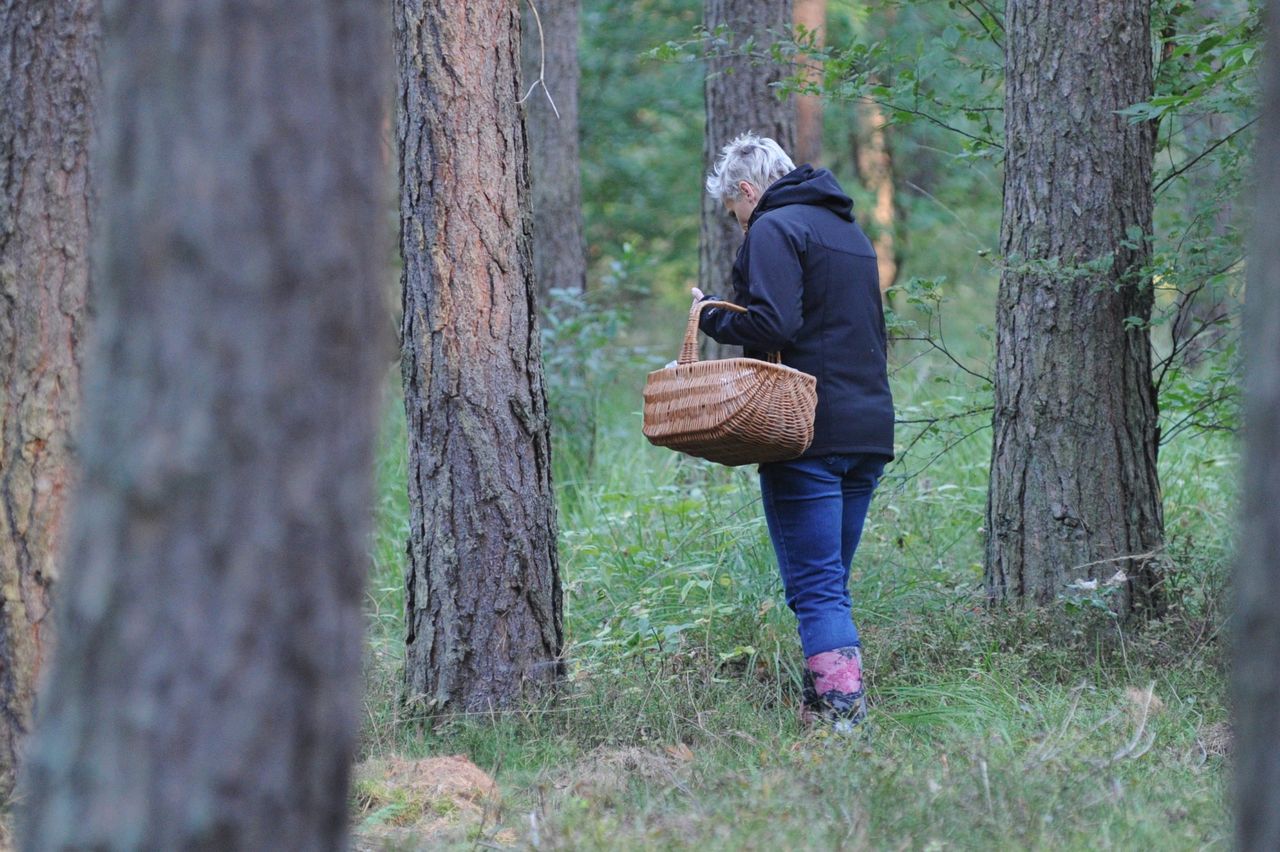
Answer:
[{"xmin": 0, "ymin": 0, "xmax": 1274, "ymax": 848}]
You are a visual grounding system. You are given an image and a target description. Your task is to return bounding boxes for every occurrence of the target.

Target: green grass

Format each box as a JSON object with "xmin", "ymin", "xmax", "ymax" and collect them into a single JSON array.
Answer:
[{"xmin": 358, "ymin": 354, "xmax": 1234, "ymax": 850}]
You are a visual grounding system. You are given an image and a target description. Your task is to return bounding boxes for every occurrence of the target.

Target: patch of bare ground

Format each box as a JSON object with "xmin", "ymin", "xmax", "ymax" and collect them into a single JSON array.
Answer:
[
  {"xmin": 351, "ymin": 754, "xmax": 510, "ymax": 850},
  {"xmin": 546, "ymin": 744, "xmax": 695, "ymax": 804}
]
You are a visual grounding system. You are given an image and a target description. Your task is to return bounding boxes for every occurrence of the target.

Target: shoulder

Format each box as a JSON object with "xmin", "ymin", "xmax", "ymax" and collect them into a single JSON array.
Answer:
[{"xmin": 747, "ymin": 209, "xmax": 808, "ymax": 246}]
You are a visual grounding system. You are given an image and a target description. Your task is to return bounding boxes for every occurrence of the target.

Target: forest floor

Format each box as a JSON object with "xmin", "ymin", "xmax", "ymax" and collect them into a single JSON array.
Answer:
[{"xmin": 356, "ymin": 364, "xmax": 1234, "ymax": 850}]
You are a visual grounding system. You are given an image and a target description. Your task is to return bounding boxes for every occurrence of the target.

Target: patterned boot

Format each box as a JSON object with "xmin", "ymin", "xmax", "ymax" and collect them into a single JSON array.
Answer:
[{"xmin": 800, "ymin": 646, "xmax": 866, "ymax": 733}]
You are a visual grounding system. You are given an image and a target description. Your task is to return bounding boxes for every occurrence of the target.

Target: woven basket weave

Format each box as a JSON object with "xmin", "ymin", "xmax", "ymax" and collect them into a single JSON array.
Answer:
[{"xmin": 642, "ymin": 300, "xmax": 818, "ymax": 466}]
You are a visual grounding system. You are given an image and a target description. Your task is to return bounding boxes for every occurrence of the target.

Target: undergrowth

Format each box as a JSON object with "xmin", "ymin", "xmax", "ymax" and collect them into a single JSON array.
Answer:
[{"xmin": 357, "ymin": 334, "xmax": 1234, "ymax": 849}]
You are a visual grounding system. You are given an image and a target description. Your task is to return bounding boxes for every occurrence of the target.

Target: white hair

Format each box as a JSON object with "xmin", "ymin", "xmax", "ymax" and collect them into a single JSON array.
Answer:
[{"xmin": 705, "ymin": 132, "xmax": 796, "ymax": 201}]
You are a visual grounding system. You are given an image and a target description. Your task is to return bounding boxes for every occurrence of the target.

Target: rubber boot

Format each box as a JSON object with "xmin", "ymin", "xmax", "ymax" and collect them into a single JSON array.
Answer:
[{"xmin": 800, "ymin": 645, "xmax": 866, "ymax": 733}]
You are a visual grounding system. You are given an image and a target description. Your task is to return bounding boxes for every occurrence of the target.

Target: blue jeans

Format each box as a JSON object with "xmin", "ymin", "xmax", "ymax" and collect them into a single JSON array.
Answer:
[{"xmin": 759, "ymin": 453, "xmax": 887, "ymax": 657}]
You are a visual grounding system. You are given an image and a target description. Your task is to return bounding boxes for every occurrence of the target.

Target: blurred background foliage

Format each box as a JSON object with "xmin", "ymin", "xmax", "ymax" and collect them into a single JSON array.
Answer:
[
  {"xmin": 572, "ymin": 0, "xmax": 1257, "ymax": 448},
  {"xmin": 358, "ymin": 3, "xmax": 1256, "ymax": 843}
]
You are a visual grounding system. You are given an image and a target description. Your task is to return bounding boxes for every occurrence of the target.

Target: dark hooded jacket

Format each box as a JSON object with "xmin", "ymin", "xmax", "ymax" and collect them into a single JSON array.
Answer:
[{"xmin": 700, "ymin": 165, "xmax": 894, "ymax": 460}]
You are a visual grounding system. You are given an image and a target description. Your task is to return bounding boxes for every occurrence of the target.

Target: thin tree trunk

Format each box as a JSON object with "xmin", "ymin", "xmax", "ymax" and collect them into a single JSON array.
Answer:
[
  {"xmin": 0, "ymin": 0, "xmax": 98, "ymax": 802},
  {"xmin": 792, "ymin": 0, "xmax": 825, "ymax": 166},
  {"xmin": 1170, "ymin": 113, "xmax": 1234, "ymax": 367},
  {"xmin": 985, "ymin": 0, "xmax": 1164, "ymax": 611},
  {"xmin": 19, "ymin": 1, "xmax": 389, "ymax": 846},
  {"xmin": 852, "ymin": 102, "xmax": 899, "ymax": 293},
  {"xmin": 1235, "ymin": 2, "xmax": 1280, "ymax": 846},
  {"xmin": 523, "ymin": 0, "xmax": 587, "ymax": 299},
  {"xmin": 1164, "ymin": 0, "xmax": 1238, "ymax": 368},
  {"xmin": 1170, "ymin": 117, "xmax": 1233, "ymax": 365},
  {"xmin": 851, "ymin": 4, "xmax": 899, "ymax": 296},
  {"xmin": 700, "ymin": 0, "xmax": 796, "ymax": 359},
  {"xmin": 397, "ymin": 0, "xmax": 563, "ymax": 715}
]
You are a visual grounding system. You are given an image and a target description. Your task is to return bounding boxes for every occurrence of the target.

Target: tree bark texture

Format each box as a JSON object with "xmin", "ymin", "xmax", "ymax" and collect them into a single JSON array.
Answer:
[
  {"xmin": 985, "ymin": 0, "xmax": 1165, "ymax": 610},
  {"xmin": 397, "ymin": 0, "xmax": 563, "ymax": 715},
  {"xmin": 1235, "ymin": 3, "xmax": 1280, "ymax": 846},
  {"xmin": 18, "ymin": 1, "xmax": 389, "ymax": 846},
  {"xmin": 792, "ymin": 0, "xmax": 824, "ymax": 166},
  {"xmin": 852, "ymin": 101, "xmax": 899, "ymax": 293},
  {"xmin": 522, "ymin": 0, "xmax": 587, "ymax": 298},
  {"xmin": 700, "ymin": 0, "xmax": 796, "ymax": 358},
  {"xmin": 0, "ymin": 0, "xmax": 98, "ymax": 803}
]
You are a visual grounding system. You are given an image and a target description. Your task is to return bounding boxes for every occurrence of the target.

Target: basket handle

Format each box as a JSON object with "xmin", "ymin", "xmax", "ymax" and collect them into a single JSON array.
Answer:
[{"xmin": 679, "ymin": 299, "xmax": 782, "ymax": 365}]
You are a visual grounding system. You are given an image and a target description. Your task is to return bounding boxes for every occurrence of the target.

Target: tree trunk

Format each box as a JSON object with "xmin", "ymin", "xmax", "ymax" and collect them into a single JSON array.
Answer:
[
  {"xmin": 985, "ymin": 0, "xmax": 1164, "ymax": 611},
  {"xmin": 700, "ymin": 0, "xmax": 796, "ymax": 359},
  {"xmin": 522, "ymin": 0, "xmax": 587, "ymax": 299},
  {"xmin": 852, "ymin": 102, "xmax": 899, "ymax": 293},
  {"xmin": 792, "ymin": 0, "xmax": 825, "ymax": 166},
  {"xmin": 18, "ymin": 1, "xmax": 389, "ymax": 846},
  {"xmin": 397, "ymin": 0, "xmax": 563, "ymax": 715},
  {"xmin": 0, "ymin": 0, "xmax": 98, "ymax": 803},
  {"xmin": 1235, "ymin": 3, "xmax": 1280, "ymax": 846}
]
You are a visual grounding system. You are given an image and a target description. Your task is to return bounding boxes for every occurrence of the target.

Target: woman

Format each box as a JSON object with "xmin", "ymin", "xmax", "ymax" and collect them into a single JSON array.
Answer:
[{"xmin": 695, "ymin": 133, "xmax": 894, "ymax": 729}]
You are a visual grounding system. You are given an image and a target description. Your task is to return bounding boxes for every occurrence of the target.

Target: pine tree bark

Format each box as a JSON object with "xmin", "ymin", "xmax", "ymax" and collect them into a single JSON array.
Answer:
[
  {"xmin": 0, "ymin": 0, "xmax": 99, "ymax": 802},
  {"xmin": 985, "ymin": 0, "xmax": 1165, "ymax": 610},
  {"xmin": 18, "ymin": 1, "xmax": 389, "ymax": 846},
  {"xmin": 700, "ymin": 0, "xmax": 796, "ymax": 359},
  {"xmin": 523, "ymin": 0, "xmax": 587, "ymax": 298},
  {"xmin": 1235, "ymin": 2, "xmax": 1280, "ymax": 845},
  {"xmin": 792, "ymin": 0, "xmax": 825, "ymax": 166},
  {"xmin": 397, "ymin": 0, "xmax": 563, "ymax": 715}
]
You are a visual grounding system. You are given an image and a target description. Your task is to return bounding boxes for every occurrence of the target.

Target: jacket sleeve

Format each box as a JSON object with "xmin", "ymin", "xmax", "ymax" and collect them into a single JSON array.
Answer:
[{"xmin": 698, "ymin": 216, "xmax": 804, "ymax": 352}]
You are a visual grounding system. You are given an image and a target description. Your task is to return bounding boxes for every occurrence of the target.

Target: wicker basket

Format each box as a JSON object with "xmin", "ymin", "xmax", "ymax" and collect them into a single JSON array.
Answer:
[{"xmin": 642, "ymin": 300, "xmax": 818, "ymax": 466}]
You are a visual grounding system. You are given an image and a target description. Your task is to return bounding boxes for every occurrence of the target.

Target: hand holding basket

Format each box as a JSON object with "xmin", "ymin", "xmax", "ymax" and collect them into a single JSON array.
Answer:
[{"xmin": 641, "ymin": 300, "xmax": 818, "ymax": 466}]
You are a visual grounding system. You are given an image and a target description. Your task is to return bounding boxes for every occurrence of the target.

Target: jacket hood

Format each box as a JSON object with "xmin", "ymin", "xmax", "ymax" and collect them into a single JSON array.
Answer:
[{"xmin": 750, "ymin": 165, "xmax": 854, "ymax": 225}]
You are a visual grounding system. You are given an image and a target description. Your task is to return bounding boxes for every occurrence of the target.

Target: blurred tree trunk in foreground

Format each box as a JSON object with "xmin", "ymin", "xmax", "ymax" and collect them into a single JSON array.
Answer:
[
  {"xmin": 985, "ymin": 0, "xmax": 1165, "ymax": 611},
  {"xmin": 852, "ymin": 101, "xmax": 899, "ymax": 293},
  {"xmin": 1235, "ymin": 1, "xmax": 1280, "ymax": 846},
  {"xmin": 523, "ymin": 0, "xmax": 587, "ymax": 300},
  {"xmin": 0, "ymin": 0, "xmax": 99, "ymax": 802},
  {"xmin": 397, "ymin": 0, "xmax": 563, "ymax": 716},
  {"xmin": 700, "ymin": 0, "xmax": 796, "ymax": 359},
  {"xmin": 19, "ymin": 1, "xmax": 388, "ymax": 846},
  {"xmin": 792, "ymin": 0, "xmax": 825, "ymax": 166}
]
